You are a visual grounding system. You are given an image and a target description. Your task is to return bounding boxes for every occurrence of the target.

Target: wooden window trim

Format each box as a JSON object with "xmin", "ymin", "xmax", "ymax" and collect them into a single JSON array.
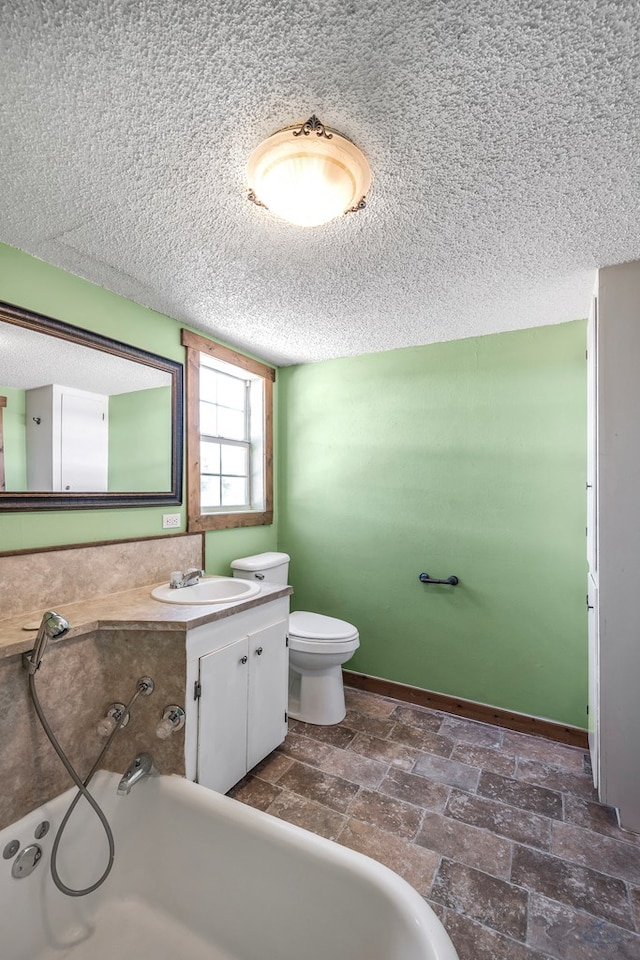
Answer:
[
  {"xmin": 181, "ymin": 330, "xmax": 274, "ymax": 531},
  {"xmin": 0, "ymin": 396, "xmax": 6, "ymax": 492}
]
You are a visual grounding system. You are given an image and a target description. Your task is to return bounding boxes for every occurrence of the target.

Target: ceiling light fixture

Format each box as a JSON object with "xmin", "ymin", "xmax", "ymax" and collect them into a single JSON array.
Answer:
[{"xmin": 247, "ymin": 115, "xmax": 371, "ymax": 228}]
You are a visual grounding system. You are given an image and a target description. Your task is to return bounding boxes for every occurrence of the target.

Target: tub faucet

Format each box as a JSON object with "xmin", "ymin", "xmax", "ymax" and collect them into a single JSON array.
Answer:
[
  {"xmin": 170, "ymin": 568, "xmax": 204, "ymax": 589},
  {"xmin": 117, "ymin": 753, "xmax": 158, "ymax": 796}
]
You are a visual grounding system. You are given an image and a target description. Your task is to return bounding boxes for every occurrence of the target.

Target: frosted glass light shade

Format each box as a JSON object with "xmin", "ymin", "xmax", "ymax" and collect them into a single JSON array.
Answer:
[{"xmin": 247, "ymin": 121, "xmax": 371, "ymax": 228}]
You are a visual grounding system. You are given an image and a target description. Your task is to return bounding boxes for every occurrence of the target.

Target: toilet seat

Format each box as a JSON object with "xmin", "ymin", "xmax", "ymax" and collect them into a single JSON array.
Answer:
[
  {"xmin": 289, "ymin": 611, "xmax": 359, "ymax": 641},
  {"xmin": 289, "ymin": 610, "xmax": 359, "ymax": 655}
]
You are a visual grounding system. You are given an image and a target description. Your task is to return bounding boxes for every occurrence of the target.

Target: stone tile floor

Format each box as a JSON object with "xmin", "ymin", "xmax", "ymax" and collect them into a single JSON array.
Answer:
[{"xmin": 228, "ymin": 686, "xmax": 640, "ymax": 960}]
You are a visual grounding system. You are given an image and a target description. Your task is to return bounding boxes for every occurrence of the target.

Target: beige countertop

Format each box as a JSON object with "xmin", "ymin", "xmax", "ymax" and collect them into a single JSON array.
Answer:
[{"xmin": 0, "ymin": 581, "xmax": 293, "ymax": 660}]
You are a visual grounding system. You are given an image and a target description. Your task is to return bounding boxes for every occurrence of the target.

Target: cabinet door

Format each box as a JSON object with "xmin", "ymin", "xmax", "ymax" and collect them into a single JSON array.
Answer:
[
  {"xmin": 60, "ymin": 391, "xmax": 108, "ymax": 491},
  {"xmin": 247, "ymin": 619, "xmax": 288, "ymax": 771},
  {"xmin": 197, "ymin": 637, "xmax": 249, "ymax": 794}
]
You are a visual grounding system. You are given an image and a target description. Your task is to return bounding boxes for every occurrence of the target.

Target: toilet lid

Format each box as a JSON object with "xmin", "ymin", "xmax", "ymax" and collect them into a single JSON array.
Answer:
[{"xmin": 289, "ymin": 610, "xmax": 359, "ymax": 642}]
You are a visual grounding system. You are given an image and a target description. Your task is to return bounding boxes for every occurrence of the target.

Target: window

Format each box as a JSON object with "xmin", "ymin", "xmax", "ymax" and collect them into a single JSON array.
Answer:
[{"xmin": 181, "ymin": 329, "xmax": 274, "ymax": 531}]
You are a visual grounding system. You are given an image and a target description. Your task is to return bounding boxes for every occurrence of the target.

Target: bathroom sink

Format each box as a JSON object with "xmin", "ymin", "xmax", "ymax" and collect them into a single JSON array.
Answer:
[{"xmin": 151, "ymin": 576, "xmax": 261, "ymax": 605}]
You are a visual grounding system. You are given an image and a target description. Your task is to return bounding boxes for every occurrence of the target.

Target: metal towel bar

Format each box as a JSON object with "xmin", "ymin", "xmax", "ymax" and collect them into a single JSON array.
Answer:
[{"xmin": 419, "ymin": 573, "xmax": 459, "ymax": 586}]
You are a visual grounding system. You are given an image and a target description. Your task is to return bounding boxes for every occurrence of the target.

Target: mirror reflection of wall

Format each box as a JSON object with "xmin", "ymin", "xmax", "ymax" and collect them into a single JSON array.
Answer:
[
  {"xmin": 108, "ymin": 385, "xmax": 172, "ymax": 492},
  {"xmin": 0, "ymin": 321, "xmax": 173, "ymax": 494}
]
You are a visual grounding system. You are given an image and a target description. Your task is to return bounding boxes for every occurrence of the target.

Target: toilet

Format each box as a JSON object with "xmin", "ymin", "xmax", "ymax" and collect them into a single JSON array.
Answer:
[{"xmin": 230, "ymin": 552, "xmax": 359, "ymax": 725}]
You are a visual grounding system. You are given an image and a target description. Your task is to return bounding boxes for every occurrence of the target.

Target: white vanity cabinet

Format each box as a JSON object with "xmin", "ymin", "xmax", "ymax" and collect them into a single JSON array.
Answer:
[{"xmin": 185, "ymin": 597, "xmax": 289, "ymax": 795}]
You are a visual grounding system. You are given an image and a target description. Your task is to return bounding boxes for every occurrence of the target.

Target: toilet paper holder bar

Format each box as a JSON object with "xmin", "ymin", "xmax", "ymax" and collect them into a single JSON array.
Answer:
[{"xmin": 419, "ymin": 573, "xmax": 459, "ymax": 586}]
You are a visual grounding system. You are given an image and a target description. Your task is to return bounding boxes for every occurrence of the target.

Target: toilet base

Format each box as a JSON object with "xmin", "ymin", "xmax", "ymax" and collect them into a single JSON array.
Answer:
[{"xmin": 288, "ymin": 664, "xmax": 346, "ymax": 726}]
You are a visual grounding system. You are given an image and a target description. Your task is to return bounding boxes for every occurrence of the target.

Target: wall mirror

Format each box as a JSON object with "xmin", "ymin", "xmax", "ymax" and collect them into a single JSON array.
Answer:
[{"xmin": 0, "ymin": 301, "xmax": 183, "ymax": 510}]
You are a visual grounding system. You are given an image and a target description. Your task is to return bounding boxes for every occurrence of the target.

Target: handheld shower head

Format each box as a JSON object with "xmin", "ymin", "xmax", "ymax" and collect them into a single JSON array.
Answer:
[
  {"xmin": 40, "ymin": 611, "xmax": 70, "ymax": 639},
  {"xmin": 23, "ymin": 611, "xmax": 70, "ymax": 674}
]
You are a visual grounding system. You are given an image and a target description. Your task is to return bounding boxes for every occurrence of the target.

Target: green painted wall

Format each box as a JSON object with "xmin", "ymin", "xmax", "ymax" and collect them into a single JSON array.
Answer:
[
  {"xmin": 0, "ymin": 243, "xmax": 277, "ymax": 566},
  {"xmin": 0, "ymin": 243, "xmax": 587, "ymax": 725},
  {"xmin": 0, "ymin": 386, "xmax": 27, "ymax": 491},
  {"xmin": 108, "ymin": 386, "xmax": 173, "ymax": 492},
  {"xmin": 279, "ymin": 322, "xmax": 587, "ymax": 728}
]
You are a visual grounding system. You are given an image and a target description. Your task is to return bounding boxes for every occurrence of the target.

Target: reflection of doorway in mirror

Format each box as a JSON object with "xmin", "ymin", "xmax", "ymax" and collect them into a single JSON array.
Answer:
[{"xmin": 26, "ymin": 385, "xmax": 108, "ymax": 492}]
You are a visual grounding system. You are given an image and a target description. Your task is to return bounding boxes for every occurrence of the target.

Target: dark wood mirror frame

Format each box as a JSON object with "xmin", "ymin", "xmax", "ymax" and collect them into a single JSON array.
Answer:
[{"xmin": 0, "ymin": 301, "xmax": 183, "ymax": 511}]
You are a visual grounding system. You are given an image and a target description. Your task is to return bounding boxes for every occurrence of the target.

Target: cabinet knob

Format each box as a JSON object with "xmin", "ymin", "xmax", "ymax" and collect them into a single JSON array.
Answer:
[
  {"xmin": 256, "ymin": 646, "xmax": 263, "ymax": 656},
  {"xmin": 240, "ymin": 655, "xmax": 248, "ymax": 664}
]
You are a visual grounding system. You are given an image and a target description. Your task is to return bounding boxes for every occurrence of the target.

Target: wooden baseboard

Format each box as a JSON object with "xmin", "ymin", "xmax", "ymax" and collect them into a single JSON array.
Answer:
[{"xmin": 342, "ymin": 670, "xmax": 588, "ymax": 749}]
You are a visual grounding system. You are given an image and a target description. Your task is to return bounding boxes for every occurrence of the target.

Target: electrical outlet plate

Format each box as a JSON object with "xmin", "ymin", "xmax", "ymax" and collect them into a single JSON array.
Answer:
[{"xmin": 162, "ymin": 514, "xmax": 181, "ymax": 529}]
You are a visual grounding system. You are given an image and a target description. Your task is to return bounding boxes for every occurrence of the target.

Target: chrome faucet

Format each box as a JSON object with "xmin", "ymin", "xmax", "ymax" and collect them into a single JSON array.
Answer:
[
  {"xmin": 117, "ymin": 753, "xmax": 158, "ymax": 796},
  {"xmin": 169, "ymin": 568, "xmax": 204, "ymax": 589}
]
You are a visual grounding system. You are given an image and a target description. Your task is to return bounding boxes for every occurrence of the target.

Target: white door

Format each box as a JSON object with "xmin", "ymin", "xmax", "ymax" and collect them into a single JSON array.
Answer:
[
  {"xmin": 198, "ymin": 637, "xmax": 249, "ymax": 793},
  {"xmin": 586, "ymin": 296, "xmax": 598, "ymax": 575},
  {"xmin": 587, "ymin": 573, "xmax": 599, "ymax": 788},
  {"xmin": 59, "ymin": 391, "xmax": 108, "ymax": 491},
  {"xmin": 586, "ymin": 294, "xmax": 600, "ymax": 788},
  {"xmin": 247, "ymin": 619, "xmax": 288, "ymax": 771}
]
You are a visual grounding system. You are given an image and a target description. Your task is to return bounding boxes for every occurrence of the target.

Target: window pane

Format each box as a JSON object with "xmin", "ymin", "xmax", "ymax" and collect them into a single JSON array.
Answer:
[
  {"xmin": 189, "ymin": 332, "xmax": 272, "ymax": 528},
  {"xmin": 221, "ymin": 476, "xmax": 248, "ymax": 507},
  {"xmin": 218, "ymin": 407, "xmax": 246, "ymax": 441},
  {"xmin": 201, "ymin": 475, "xmax": 221, "ymax": 508},
  {"xmin": 200, "ymin": 441, "xmax": 220, "ymax": 474},
  {"xmin": 220, "ymin": 443, "xmax": 247, "ymax": 477},
  {"xmin": 217, "ymin": 373, "xmax": 246, "ymax": 411},
  {"xmin": 200, "ymin": 366, "xmax": 218, "ymax": 403},
  {"xmin": 200, "ymin": 401, "xmax": 217, "ymax": 437}
]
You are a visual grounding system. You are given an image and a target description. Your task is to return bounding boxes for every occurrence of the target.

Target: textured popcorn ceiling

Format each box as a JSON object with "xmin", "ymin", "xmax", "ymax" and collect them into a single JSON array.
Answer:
[
  {"xmin": 0, "ymin": 324, "xmax": 171, "ymax": 394},
  {"xmin": 1, "ymin": 0, "xmax": 639, "ymax": 366}
]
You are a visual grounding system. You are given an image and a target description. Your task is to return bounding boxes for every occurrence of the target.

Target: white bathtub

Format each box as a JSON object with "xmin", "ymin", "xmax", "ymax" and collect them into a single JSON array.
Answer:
[{"xmin": 1, "ymin": 771, "xmax": 458, "ymax": 960}]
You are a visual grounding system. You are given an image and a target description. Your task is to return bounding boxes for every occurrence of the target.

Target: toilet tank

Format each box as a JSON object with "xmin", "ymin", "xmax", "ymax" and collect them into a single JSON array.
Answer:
[{"xmin": 230, "ymin": 552, "xmax": 290, "ymax": 584}]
